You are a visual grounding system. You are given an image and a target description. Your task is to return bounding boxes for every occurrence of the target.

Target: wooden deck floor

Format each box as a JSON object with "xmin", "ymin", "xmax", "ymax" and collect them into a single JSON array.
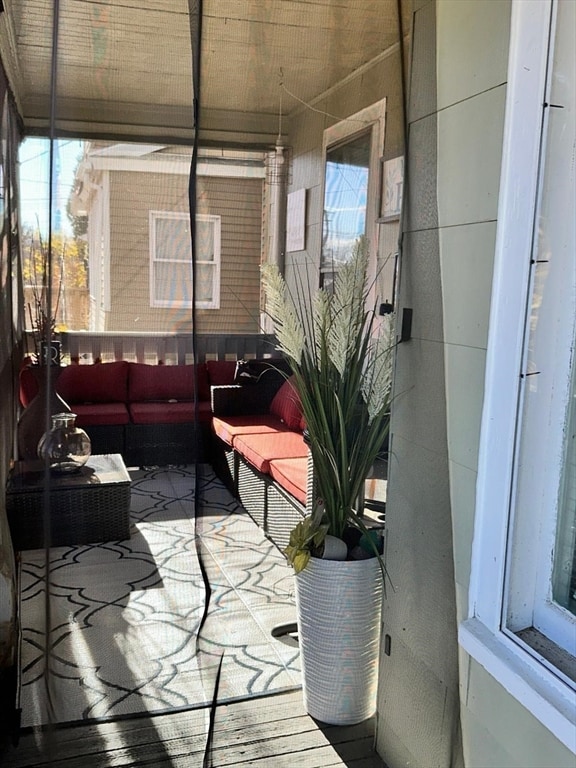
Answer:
[{"xmin": 0, "ymin": 690, "xmax": 387, "ymax": 767}]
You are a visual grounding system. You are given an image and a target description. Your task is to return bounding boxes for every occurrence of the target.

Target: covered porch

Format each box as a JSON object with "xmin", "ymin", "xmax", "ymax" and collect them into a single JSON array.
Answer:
[
  {"xmin": 5, "ymin": 2, "xmax": 564, "ymax": 767},
  {"xmin": 0, "ymin": 2, "xmax": 424, "ymax": 765}
]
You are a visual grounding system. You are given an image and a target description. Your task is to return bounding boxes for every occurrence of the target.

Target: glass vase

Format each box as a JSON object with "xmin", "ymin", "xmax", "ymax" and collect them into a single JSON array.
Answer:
[
  {"xmin": 18, "ymin": 365, "xmax": 70, "ymax": 461},
  {"xmin": 37, "ymin": 412, "xmax": 92, "ymax": 474}
]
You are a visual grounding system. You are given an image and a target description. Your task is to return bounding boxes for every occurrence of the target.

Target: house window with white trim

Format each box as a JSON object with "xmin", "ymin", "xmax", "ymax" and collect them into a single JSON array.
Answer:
[
  {"xmin": 460, "ymin": 0, "xmax": 575, "ymax": 750},
  {"xmin": 505, "ymin": 0, "xmax": 576, "ymax": 662},
  {"xmin": 149, "ymin": 211, "xmax": 221, "ymax": 309},
  {"xmin": 319, "ymin": 99, "xmax": 386, "ymax": 289}
]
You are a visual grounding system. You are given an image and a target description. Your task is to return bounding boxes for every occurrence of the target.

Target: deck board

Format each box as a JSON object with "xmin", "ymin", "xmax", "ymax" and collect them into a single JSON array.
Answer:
[{"xmin": 0, "ymin": 690, "xmax": 387, "ymax": 767}]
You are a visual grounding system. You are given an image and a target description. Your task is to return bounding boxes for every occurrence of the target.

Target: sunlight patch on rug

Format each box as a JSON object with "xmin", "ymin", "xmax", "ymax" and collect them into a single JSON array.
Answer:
[{"xmin": 19, "ymin": 465, "xmax": 300, "ymax": 726}]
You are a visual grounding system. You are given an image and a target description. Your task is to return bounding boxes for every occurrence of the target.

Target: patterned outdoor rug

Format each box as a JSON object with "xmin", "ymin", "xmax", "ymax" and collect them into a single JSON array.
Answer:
[{"xmin": 18, "ymin": 465, "xmax": 300, "ymax": 727}]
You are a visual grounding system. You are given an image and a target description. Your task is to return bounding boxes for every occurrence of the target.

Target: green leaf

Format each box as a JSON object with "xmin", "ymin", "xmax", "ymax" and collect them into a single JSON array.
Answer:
[{"xmin": 292, "ymin": 550, "xmax": 311, "ymax": 574}]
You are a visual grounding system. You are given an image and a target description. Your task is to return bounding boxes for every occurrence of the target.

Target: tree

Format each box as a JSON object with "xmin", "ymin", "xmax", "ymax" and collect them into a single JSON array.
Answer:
[{"xmin": 21, "ymin": 225, "xmax": 88, "ymax": 336}]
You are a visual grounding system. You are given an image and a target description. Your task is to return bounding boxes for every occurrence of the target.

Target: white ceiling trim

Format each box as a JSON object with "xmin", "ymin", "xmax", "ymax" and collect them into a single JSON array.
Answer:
[{"xmin": 86, "ymin": 154, "xmax": 266, "ymax": 178}]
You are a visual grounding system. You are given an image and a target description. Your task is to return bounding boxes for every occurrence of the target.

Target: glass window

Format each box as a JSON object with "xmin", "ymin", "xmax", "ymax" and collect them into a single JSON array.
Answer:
[
  {"xmin": 18, "ymin": 137, "xmax": 88, "ymax": 332},
  {"xmin": 150, "ymin": 212, "xmax": 220, "ymax": 309},
  {"xmin": 319, "ymin": 100, "xmax": 386, "ymax": 288},
  {"xmin": 322, "ymin": 130, "xmax": 370, "ymax": 272},
  {"xmin": 460, "ymin": 0, "xmax": 575, "ymax": 748},
  {"xmin": 553, "ymin": 368, "xmax": 576, "ymax": 617},
  {"xmin": 503, "ymin": 0, "xmax": 576, "ymax": 658}
]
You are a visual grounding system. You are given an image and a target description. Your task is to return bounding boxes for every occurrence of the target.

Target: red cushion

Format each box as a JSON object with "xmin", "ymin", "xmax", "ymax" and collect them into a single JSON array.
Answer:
[
  {"xmin": 128, "ymin": 363, "xmax": 210, "ymax": 402},
  {"xmin": 71, "ymin": 403, "xmax": 130, "ymax": 427},
  {"xmin": 269, "ymin": 457, "xmax": 308, "ymax": 505},
  {"xmin": 233, "ymin": 430, "xmax": 308, "ymax": 474},
  {"xmin": 129, "ymin": 400, "xmax": 212, "ymax": 425},
  {"xmin": 57, "ymin": 361, "xmax": 129, "ymax": 404},
  {"xmin": 206, "ymin": 360, "xmax": 237, "ymax": 386},
  {"xmin": 269, "ymin": 376, "xmax": 304, "ymax": 430},
  {"xmin": 212, "ymin": 414, "xmax": 288, "ymax": 446}
]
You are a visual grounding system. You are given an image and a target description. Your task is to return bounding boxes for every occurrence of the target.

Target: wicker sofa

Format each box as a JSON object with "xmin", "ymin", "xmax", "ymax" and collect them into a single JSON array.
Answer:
[
  {"xmin": 19, "ymin": 357, "xmax": 312, "ymax": 546},
  {"xmin": 210, "ymin": 361, "xmax": 312, "ymax": 550},
  {"xmin": 19, "ymin": 358, "xmax": 242, "ymax": 466}
]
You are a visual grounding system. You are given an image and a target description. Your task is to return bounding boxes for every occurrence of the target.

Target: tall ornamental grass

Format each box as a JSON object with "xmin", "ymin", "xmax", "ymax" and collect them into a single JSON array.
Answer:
[{"xmin": 262, "ymin": 237, "xmax": 393, "ymax": 571}]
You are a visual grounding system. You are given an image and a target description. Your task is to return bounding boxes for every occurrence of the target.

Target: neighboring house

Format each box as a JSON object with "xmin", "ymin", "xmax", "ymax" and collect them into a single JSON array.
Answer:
[
  {"xmin": 0, "ymin": 2, "xmax": 574, "ymax": 768},
  {"xmin": 71, "ymin": 144, "xmax": 270, "ymax": 334}
]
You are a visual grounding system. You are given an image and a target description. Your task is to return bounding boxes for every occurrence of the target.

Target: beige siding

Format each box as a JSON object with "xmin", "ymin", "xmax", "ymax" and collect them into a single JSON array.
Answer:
[
  {"xmin": 107, "ymin": 172, "xmax": 263, "ymax": 333},
  {"xmin": 200, "ymin": 178, "xmax": 263, "ymax": 334}
]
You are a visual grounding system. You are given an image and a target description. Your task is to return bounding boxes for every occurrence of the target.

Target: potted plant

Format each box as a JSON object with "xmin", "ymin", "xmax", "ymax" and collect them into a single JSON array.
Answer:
[{"xmin": 262, "ymin": 236, "xmax": 393, "ymax": 725}]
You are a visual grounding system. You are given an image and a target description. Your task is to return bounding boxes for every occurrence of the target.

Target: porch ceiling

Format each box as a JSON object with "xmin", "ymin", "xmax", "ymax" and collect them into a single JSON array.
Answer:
[{"xmin": 0, "ymin": 0, "xmax": 404, "ymax": 147}]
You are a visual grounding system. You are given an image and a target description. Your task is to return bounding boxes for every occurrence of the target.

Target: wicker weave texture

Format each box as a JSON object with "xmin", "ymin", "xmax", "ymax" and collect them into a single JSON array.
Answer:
[
  {"xmin": 266, "ymin": 481, "xmax": 306, "ymax": 551},
  {"xmin": 7, "ymin": 484, "xmax": 131, "ymax": 549},
  {"xmin": 237, "ymin": 457, "xmax": 268, "ymax": 529}
]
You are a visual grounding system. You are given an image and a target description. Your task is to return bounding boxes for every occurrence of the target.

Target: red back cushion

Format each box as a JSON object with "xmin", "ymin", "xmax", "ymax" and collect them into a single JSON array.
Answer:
[
  {"xmin": 269, "ymin": 376, "xmax": 304, "ymax": 430},
  {"xmin": 206, "ymin": 360, "xmax": 237, "ymax": 386},
  {"xmin": 57, "ymin": 361, "xmax": 129, "ymax": 404},
  {"xmin": 128, "ymin": 363, "xmax": 210, "ymax": 402}
]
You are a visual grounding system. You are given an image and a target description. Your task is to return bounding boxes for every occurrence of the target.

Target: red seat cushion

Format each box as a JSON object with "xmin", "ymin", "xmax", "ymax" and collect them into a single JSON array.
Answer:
[
  {"xmin": 206, "ymin": 360, "xmax": 237, "ymax": 386},
  {"xmin": 128, "ymin": 400, "xmax": 212, "ymax": 425},
  {"xmin": 71, "ymin": 403, "xmax": 130, "ymax": 427},
  {"xmin": 233, "ymin": 430, "xmax": 308, "ymax": 474},
  {"xmin": 57, "ymin": 361, "xmax": 129, "ymax": 404},
  {"xmin": 269, "ymin": 376, "xmax": 304, "ymax": 430},
  {"xmin": 212, "ymin": 414, "xmax": 288, "ymax": 447},
  {"xmin": 269, "ymin": 457, "xmax": 308, "ymax": 505},
  {"xmin": 128, "ymin": 363, "xmax": 210, "ymax": 403}
]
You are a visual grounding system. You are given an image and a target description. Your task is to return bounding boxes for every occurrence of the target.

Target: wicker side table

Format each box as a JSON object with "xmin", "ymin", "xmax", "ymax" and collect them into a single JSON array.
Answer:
[{"xmin": 6, "ymin": 453, "xmax": 131, "ymax": 550}]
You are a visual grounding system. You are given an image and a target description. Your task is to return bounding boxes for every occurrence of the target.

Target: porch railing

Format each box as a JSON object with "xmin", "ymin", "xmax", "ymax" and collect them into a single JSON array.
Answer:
[{"xmin": 33, "ymin": 332, "xmax": 280, "ymax": 365}]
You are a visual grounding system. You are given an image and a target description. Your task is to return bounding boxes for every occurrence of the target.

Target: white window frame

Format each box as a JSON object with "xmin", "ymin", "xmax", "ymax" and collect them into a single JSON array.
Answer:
[
  {"xmin": 459, "ymin": 0, "xmax": 576, "ymax": 751},
  {"xmin": 149, "ymin": 211, "xmax": 220, "ymax": 310}
]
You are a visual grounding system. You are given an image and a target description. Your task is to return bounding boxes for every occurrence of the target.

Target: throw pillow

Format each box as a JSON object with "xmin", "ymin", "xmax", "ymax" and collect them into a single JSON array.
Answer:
[{"xmin": 270, "ymin": 376, "xmax": 304, "ymax": 430}]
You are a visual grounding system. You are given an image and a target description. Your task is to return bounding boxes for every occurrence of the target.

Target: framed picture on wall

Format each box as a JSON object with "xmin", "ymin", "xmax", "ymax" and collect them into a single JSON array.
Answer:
[
  {"xmin": 286, "ymin": 188, "xmax": 306, "ymax": 252},
  {"xmin": 381, "ymin": 156, "xmax": 404, "ymax": 221}
]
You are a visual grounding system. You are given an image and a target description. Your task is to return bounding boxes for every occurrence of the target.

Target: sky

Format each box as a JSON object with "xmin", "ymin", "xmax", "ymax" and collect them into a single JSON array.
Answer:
[{"xmin": 18, "ymin": 137, "xmax": 84, "ymax": 236}]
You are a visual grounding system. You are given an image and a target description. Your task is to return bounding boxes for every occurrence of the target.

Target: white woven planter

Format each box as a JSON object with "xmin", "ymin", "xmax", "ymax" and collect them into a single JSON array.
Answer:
[{"xmin": 295, "ymin": 555, "xmax": 383, "ymax": 725}]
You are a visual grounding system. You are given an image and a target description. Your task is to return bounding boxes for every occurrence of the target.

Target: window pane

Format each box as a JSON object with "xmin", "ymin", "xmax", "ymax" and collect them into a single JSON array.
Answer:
[
  {"xmin": 504, "ymin": 0, "xmax": 576, "ymax": 654},
  {"xmin": 154, "ymin": 261, "xmax": 192, "ymax": 304},
  {"xmin": 196, "ymin": 263, "xmax": 214, "ymax": 302},
  {"xmin": 19, "ymin": 137, "xmax": 89, "ymax": 332},
  {"xmin": 553, "ymin": 367, "xmax": 576, "ymax": 616},
  {"xmin": 155, "ymin": 217, "xmax": 191, "ymax": 262},
  {"xmin": 196, "ymin": 219, "xmax": 214, "ymax": 261},
  {"xmin": 321, "ymin": 130, "xmax": 370, "ymax": 271}
]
